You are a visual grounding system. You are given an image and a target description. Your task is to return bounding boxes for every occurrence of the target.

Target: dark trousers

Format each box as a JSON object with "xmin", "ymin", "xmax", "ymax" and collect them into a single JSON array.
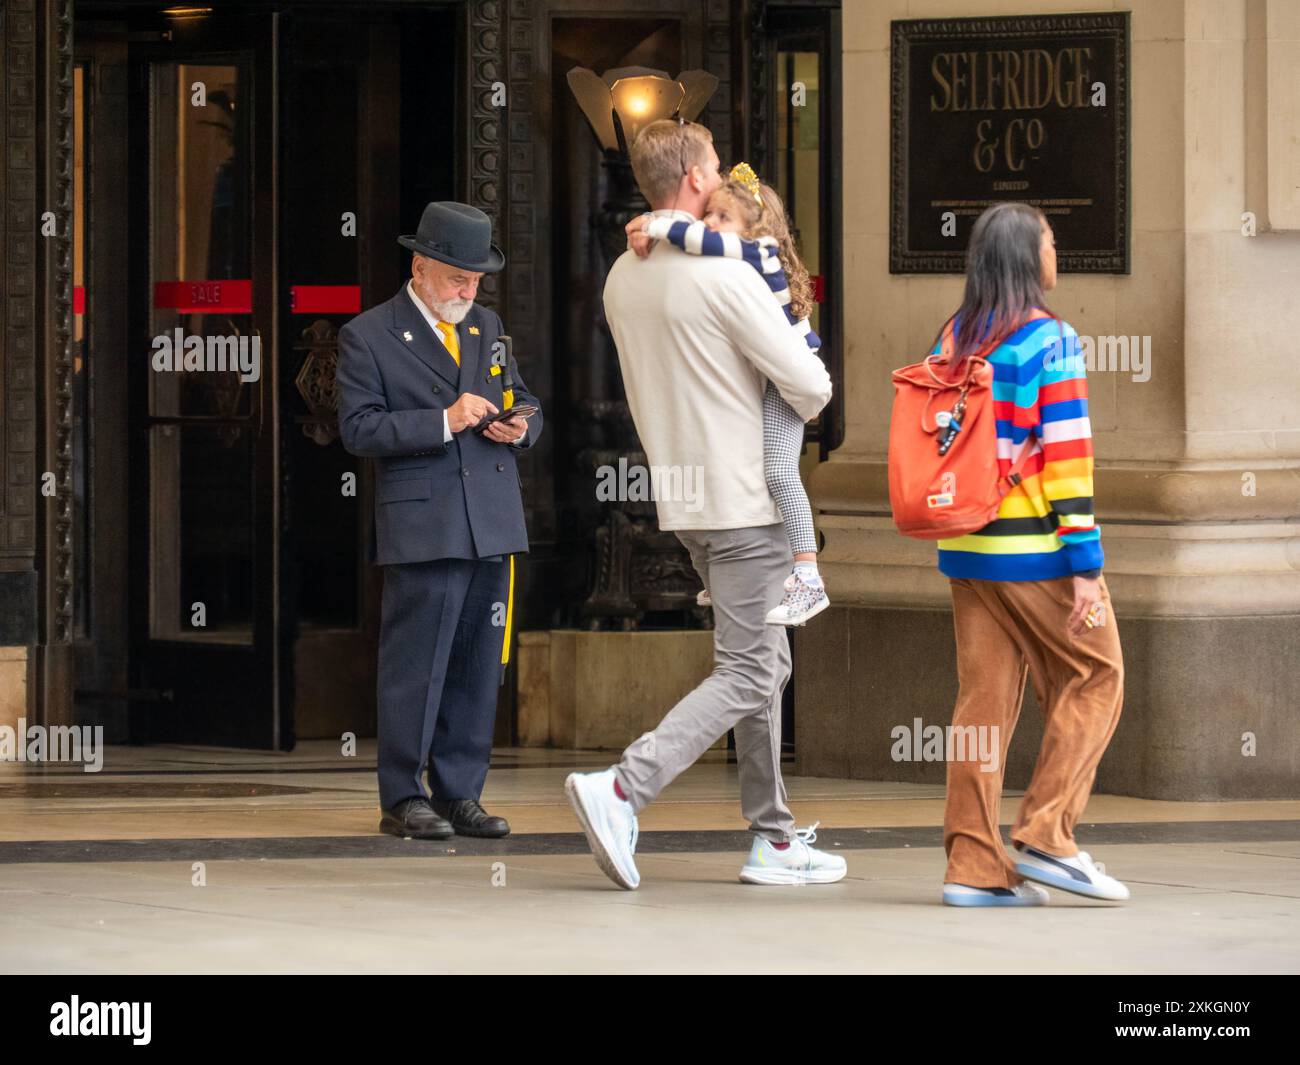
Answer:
[{"xmin": 376, "ymin": 557, "xmax": 510, "ymax": 811}]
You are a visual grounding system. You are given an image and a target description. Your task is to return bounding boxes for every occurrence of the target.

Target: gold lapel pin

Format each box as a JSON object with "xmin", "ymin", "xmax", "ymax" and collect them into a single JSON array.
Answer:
[
  {"xmin": 402, "ymin": 330, "xmax": 413, "ymax": 342},
  {"xmin": 468, "ymin": 325, "xmax": 480, "ymax": 335}
]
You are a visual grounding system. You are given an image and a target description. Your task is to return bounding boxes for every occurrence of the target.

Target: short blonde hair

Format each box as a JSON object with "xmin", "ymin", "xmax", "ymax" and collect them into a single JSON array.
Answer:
[{"xmin": 629, "ymin": 119, "xmax": 713, "ymax": 206}]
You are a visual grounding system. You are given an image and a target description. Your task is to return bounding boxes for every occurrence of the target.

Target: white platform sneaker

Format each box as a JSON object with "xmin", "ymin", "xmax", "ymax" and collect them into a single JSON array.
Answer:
[
  {"xmin": 565, "ymin": 769, "xmax": 640, "ymax": 890},
  {"xmin": 739, "ymin": 822, "xmax": 847, "ymax": 885},
  {"xmin": 942, "ymin": 882, "xmax": 1050, "ymax": 907},
  {"xmin": 1013, "ymin": 843, "xmax": 1131, "ymax": 901}
]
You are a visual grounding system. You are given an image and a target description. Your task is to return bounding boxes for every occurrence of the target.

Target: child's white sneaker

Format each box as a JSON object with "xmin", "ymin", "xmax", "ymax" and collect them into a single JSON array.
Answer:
[
  {"xmin": 765, "ymin": 572, "xmax": 829, "ymax": 626},
  {"xmin": 942, "ymin": 882, "xmax": 1050, "ymax": 907},
  {"xmin": 1014, "ymin": 843, "xmax": 1130, "ymax": 901},
  {"xmin": 565, "ymin": 770, "xmax": 640, "ymax": 890},
  {"xmin": 738, "ymin": 822, "xmax": 846, "ymax": 885}
]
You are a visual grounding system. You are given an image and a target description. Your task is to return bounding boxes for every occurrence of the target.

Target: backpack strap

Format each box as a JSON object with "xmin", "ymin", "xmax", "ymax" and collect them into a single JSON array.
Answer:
[
  {"xmin": 942, "ymin": 309, "xmax": 1054, "ymax": 363},
  {"xmin": 1000, "ymin": 444, "xmax": 1036, "ymax": 492},
  {"xmin": 936, "ymin": 321, "xmax": 995, "ymax": 388},
  {"xmin": 938, "ymin": 310, "xmax": 1061, "ymax": 491}
]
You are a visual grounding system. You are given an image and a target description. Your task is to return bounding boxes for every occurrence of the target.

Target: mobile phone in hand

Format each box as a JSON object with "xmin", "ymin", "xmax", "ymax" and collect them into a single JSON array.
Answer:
[{"xmin": 474, "ymin": 404, "xmax": 538, "ymax": 432}]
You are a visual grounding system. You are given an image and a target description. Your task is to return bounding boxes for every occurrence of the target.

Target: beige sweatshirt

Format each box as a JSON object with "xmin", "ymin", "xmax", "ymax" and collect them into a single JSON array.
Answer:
[{"xmin": 602, "ymin": 210, "xmax": 833, "ymax": 531}]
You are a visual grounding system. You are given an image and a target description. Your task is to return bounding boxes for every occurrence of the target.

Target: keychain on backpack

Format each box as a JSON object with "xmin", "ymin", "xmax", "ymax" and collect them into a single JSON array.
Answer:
[{"xmin": 936, "ymin": 389, "xmax": 968, "ymax": 456}]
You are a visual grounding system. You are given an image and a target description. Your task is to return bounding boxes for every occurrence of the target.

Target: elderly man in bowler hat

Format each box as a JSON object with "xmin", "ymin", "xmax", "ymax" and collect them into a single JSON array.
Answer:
[{"xmin": 336, "ymin": 202, "xmax": 543, "ymax": 839}]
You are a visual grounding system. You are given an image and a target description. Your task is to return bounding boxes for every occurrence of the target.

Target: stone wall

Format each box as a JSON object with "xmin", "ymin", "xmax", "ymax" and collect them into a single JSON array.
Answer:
[{"xmin": 797, "ymin": 0, "xmax": 1300, "ymax": 798}]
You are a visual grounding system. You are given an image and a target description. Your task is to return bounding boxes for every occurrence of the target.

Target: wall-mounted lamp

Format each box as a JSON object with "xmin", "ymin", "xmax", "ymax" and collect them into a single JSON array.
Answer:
[{"xmin": 566, "ymin": 66, "xmax": 718, "ymax": 158}]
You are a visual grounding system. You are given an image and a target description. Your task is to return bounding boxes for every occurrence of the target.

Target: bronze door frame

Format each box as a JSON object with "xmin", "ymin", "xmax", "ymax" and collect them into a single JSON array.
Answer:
[{"xmin": 72, "ymin": 32, "xmax": 133, "ymax": 738}]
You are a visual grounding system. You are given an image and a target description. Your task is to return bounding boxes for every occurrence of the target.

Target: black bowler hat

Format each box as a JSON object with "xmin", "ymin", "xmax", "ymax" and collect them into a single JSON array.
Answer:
[{"xmin": 397, "ymin": 201, "xmax": 505, "ymax": 273}]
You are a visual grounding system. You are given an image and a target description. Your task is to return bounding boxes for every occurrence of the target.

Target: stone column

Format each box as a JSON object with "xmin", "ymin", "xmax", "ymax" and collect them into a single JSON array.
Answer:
[{"xmin": 796, "ymin": 0, "xmax": 1300, "ymax": 799}]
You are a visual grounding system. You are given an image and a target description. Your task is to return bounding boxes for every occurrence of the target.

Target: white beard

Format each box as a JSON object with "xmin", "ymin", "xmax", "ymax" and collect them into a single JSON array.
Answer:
[{"xmin": 431, "ymin": 296, "xmax": 473, "ymax": 324}]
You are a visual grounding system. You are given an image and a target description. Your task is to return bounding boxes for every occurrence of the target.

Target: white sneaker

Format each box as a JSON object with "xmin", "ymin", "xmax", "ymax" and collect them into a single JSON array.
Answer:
[
  {"xmin": 565, "ymin": 770, "xmax": 640, "ymax": 890},
  {"xmin": 765, "ymin": 572, "xmax": 830, "ymax": 626},
  {"xmin": 1014, "ymin": 843, "xmax": 1130, "ymax": 901},
  {"xmin": 696, "ymin": 587, "xmax": 711, "ymax": 606},
  {"xmin": 738, "ymin": 822, "xmax": 846, "ymax": 885},
  {"xmin": 942, "ymin": 882, "xmax": 1050, "ymax": 907}
]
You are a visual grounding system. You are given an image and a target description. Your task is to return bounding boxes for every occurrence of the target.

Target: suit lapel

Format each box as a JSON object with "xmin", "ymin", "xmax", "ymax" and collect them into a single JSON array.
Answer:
[
  {"xmin": 456, "ymin": 312, "xmax": 484, "ymax": 395},
  {"xmin": 387, "ymin": 286, "xmax": 461, "ymax": 390}
]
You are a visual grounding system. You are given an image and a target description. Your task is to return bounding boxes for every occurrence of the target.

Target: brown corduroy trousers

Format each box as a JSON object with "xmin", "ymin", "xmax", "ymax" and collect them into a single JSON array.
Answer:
[{"xmin": 943, "ymin": 575, "xmax": 1125, "ymax": 889}]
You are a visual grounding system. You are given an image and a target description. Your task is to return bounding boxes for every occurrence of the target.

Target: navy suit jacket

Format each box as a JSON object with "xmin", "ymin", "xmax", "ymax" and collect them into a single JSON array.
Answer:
[{"xmin": 336, "ymin": 286, "xmax": 542, "ymax": 565}]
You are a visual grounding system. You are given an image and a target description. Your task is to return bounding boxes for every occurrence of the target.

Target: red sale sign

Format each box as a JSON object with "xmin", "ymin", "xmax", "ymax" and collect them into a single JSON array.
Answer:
[{"xmin": 154, "ymin": 279, "xmax": 253, "ymax": 314}]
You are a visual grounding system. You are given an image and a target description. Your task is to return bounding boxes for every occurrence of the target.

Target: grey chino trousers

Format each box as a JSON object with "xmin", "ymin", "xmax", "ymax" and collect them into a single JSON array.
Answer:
[{"xmin": 613, "ymin": 522, "xmax": 797, "ymax": 843}]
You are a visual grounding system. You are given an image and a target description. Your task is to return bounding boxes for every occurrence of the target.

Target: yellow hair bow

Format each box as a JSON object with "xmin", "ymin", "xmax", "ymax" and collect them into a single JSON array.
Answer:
[{"xmin": 728, "ymin": 162, "xmax": 763, "ymax": 206}]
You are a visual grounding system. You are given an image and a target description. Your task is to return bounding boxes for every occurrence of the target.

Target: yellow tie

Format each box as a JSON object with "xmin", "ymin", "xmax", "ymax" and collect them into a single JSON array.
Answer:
[{"xmin": 436, "ymin": 321, "xmax": 460, "ymax": 366}]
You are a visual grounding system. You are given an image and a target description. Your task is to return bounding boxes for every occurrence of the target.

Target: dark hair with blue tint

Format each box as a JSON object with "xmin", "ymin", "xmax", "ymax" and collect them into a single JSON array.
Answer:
[{"xmin": 935, "ymin": 202, "xmax": 1059, "ymax": 365}]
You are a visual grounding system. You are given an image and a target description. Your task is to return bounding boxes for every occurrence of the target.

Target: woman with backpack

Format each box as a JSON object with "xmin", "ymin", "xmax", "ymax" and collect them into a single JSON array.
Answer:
[{"xmin": 891, "ymin": 202, "xmax": 1129, "ymax": 907}]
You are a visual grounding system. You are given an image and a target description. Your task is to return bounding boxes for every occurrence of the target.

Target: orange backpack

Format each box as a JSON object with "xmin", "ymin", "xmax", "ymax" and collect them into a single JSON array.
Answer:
[{"xmin": 887, "ymin": 312, "xmax": 1051, "ymax": 540}]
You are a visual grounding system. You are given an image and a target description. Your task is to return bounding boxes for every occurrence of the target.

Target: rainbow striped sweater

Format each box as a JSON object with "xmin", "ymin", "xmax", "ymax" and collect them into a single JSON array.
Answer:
[{"xmin": 932, "ymin": 315, "xmax": 1104, "ymax": 582}]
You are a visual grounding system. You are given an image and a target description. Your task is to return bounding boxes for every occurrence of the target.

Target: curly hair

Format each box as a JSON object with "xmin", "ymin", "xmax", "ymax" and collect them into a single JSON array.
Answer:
[{"xmin": 712, "ymin": 181, "xmax": 815, "ymax": 321}]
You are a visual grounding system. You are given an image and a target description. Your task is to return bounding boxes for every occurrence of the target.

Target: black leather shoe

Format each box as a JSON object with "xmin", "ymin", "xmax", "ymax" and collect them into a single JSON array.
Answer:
[
  {"xmin": 432, "ymin": 798, "xmax": 510, "ymax": 838},
  {"xmin": 380, "ymin": 797, "xmax": 454, "ymax": 840}
]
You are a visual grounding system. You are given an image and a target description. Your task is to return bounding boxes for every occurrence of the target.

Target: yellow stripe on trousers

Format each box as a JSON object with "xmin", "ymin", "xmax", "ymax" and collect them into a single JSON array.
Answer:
[{"xmin": 500, "ymin": 554, "xmax": 514, "ymax": 667}]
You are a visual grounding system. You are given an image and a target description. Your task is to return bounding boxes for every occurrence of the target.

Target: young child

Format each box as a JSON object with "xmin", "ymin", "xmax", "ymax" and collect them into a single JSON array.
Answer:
[{"xmin": 628, "ymin": 163, "xmax": 828, "ymax": 626}]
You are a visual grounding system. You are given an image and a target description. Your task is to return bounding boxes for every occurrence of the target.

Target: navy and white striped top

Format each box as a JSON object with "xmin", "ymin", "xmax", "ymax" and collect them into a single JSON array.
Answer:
[{"xmin": 643, "ymin": 217, "xmax": 821, "ymax": 354}]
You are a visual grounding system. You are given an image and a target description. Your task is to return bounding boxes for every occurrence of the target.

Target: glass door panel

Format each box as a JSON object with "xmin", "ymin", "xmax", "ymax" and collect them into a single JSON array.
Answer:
[
  {"xmin": 148, "ymin": 58, "xmax": 256, "ymax": 642},
  {"xmin": 775, "ymin": 50, "xmax": 822, "ymax": 338},
  {"xmin": 148, "ymin": 422, "xmax": 255, "ymax": 641}
]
